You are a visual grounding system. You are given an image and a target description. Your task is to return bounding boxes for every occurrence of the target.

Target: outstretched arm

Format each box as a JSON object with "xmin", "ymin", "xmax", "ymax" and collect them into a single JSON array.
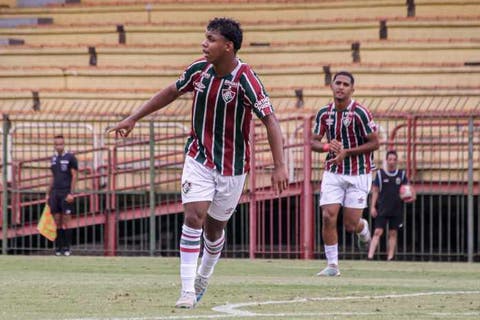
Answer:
[
  {"xmin": 107, "ymin": 83, "xmax": 181, "ymax": 137},
  {"xmin": 261, "ymin": 114, "xmax": 288, "ymax": 194}
]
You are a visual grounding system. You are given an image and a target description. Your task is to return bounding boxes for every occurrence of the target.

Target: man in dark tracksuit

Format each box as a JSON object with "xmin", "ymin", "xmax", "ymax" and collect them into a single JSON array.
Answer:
[
  {"xmin": 46, "ymin": 135, "xmax": 78, "ymax": 256},
  {"xmin": 368, "ymin": 150, "xmax": 415, "ymax": 261}
]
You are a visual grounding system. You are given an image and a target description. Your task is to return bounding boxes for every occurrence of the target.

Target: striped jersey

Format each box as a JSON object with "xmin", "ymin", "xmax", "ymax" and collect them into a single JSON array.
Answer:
[
  {"xmin": 176, "ymin": 58, "xmax": 274, "ymax": 176},
  {"xmin": 313, "ymin": 99, "xmax": 377, "ymax": 175}
]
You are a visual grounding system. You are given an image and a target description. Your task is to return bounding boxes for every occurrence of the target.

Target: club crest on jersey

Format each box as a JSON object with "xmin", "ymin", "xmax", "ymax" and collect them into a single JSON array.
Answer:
[
  {"xmin": 342, "ymin": 115, "xmax": 352, "ymax": 127},
  {"xmin": 222, "ymin": 87, "xmax": 236, "ymax": 103},
  {"xmin": 396, "ymin": 177, "xmax": 402, "ymax": 185},
  {"xmin": 182, "ymin": 181, "xmax": 192, "ymax": 194},
  {"xmin": 326, "ymin": 118, "xmax": 334, "ymax": 126}
]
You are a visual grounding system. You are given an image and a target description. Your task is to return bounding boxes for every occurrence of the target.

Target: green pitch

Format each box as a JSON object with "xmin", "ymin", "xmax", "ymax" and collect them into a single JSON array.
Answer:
[{"xmin": 0, "ymin": 256, "xmax": 479, "ymax": 320}]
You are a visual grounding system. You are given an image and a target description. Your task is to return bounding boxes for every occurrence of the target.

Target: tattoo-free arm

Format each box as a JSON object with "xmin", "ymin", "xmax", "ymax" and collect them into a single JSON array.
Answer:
[
  {"xmin": 107, "ymin": 84, "xmax": 181, "ymax": 136},
  {"xmin": 261, "ymin": 114, "xmax": 289, "ymax": 194}
]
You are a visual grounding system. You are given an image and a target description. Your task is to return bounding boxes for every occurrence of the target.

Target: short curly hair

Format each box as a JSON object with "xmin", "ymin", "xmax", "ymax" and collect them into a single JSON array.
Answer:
[
  {"xmin": 207, "ymin": 17, "xmax": 243, "ymax": 53},
  {"xmin": 333, "ymin": 71, "xmax": 355, "ymax": 85}
]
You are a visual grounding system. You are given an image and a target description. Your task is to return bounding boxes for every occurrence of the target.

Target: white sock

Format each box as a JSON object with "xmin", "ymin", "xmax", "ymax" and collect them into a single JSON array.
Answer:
[
  {"xmin": 179, "ymin": 224, "xmax": 202, "ymax": 293},
  {"xmin": 198, "ymin": 230, "xmax": 225, "ymax": 278},
  {"xmin": 358, "ymin": 218, "xmax": 370, "ymax": 239},
  {"xmin": 324, "ymin": 244, "xmax": 338, "ymax": 267}
]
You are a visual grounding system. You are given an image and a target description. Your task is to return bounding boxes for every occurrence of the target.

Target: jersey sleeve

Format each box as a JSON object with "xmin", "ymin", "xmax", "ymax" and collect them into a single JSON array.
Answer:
[
  {"xmin": 355, "ymin": 105, "xmax": 378, "ymax": 138},
  {"xmin": 240, "ymin": 68, "xmax": 274, "ymax": 119},
  {"xmin": 69, "ymin": 154, "xmax": 79, "ymax": 171},
  {"xmin": 175, "ymin": 59, "xmax": 206, "ymax": 94},
  {"xmin": 372, "ymin": 170, "xmax": 380, "ymax": 187},
  {"xmin": 313, "ymin": 106, "xmax": 328, "ymax": 137},
  {"xmin": 401, "ymin": 170, "xmax": 409, "ymax": 184}
]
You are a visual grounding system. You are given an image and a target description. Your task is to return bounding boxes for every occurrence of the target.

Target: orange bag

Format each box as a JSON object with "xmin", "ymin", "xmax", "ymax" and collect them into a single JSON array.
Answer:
[{"xmin": 37, "ymin": 205, "xmax": 57, "ymax": 241}]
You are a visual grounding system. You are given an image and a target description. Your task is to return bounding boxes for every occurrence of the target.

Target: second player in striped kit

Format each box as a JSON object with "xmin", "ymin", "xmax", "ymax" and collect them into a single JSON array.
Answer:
[{"xmin": 312, "ymin": 71, "xmax": 379, "ymax": 276}]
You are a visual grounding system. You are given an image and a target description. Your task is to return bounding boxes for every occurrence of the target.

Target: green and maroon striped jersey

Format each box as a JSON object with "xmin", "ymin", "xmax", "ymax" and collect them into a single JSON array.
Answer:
[
  {"xmin": 176, "ymin": 58, "xmax": 274, "ymax": 176},
  {"xmin": 313, "ymin": 100, "xmax": 378, "ymax": 175}
]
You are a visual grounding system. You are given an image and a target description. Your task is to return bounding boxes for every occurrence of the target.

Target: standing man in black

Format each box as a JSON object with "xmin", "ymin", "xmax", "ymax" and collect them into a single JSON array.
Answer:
[
  {"xmin": 46, "ymin": 135, "xmax": 78, "ymax": 256},
  {"xmin": 368, "ymin": 150, "xmax": 415, "ymax": 261}
]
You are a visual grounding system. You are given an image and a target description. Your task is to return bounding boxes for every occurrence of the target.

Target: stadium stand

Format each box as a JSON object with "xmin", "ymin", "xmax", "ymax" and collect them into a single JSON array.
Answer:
[
  {"xmin": 1, "ymin": 17, "xmax": 479, "ymax": 45},
  {"xmin": 0, "ymin": 4, "xmax": 478, "ymax": 183},
  {"xmin": 0, "ymin": 0, "xmax": 479, "ymax": 259},
  {"xmin": 1, "ymin": 64, "xmax": 479, "ymax": 91},
  {"xmin": 2, "ymin": 39, "xmax": 480, "ymax": 67}
]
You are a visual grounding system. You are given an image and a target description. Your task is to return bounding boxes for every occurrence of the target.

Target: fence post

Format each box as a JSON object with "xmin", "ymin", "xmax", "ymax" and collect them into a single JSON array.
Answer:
[
  {"xmin": 301, "ymin": 116, "xmax": 314, "ymax": 259},
  {"xmin": 467, "ymin": 117, "xmax": 474, "ymax": 262},
  {"xmin": 249, "ymin": 121, "xmax": 257, "ymax": 259},
  {"xmin": 2, "ymin": 114, "xmax": 10, "ymax": 255},
  {"xmin": 149, "ymin": 121, "xmax": 156, "ymax": 256},
  {"xmin": 104, "ymin": 146, "xmax": 117, "ymax": 256}
]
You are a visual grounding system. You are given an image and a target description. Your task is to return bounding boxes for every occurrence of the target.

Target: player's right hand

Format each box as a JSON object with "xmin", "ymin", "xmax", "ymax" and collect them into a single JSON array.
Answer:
[
  {"xmin": 370, "ymin": 207, "xmax": 378, "ymax": 218},
  {"xmin": 105, "ymin": 118, "xmax": 136, "ymax": 137}
]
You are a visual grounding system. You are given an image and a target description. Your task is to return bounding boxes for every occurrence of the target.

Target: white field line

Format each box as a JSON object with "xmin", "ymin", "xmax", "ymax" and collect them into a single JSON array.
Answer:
[
  {"xmin": 212, "ymin": 290, "xmax": 480, "ymax": 315},
  {"xmin": 64, "ymin": 290, "xmax": 480, "ymax": 320}
]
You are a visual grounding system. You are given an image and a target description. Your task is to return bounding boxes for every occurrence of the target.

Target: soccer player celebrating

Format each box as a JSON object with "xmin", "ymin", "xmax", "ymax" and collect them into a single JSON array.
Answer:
[
  {"xmin": 312, "ymin": 71, "xmax": 379, "ymax": 276},
  {"xmin": 107, "ymin": 18, "xmax": 288, "ymax": 308}
]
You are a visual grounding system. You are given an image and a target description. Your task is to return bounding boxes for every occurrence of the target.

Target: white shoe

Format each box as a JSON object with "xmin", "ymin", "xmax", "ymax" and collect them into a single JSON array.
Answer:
[
  {"xmin": 316, "ymin": 265, "xmax": 341, "ymax": 277},
  {"xmin": 175, "ymin": 291, "xmax": 197, "ymax": 309},
  {"xmin": 194, "ymin": 274, "xmax": 209, "ymax": 303}
]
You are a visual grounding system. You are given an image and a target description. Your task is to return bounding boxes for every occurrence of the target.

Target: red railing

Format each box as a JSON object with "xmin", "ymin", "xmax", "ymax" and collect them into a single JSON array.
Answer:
[{"xmin": 2, "ymin": 112, "xmax": 479, "ymax": 256}]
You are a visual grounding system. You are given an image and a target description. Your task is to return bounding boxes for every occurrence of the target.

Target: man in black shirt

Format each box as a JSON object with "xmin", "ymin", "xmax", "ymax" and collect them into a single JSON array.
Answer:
[
  {"xmin": 368, "ymin": 150, "xmax": 415, "ymax": 261},
  {"xmin": 46, "ymin": 135, "xmax": 78, "ymax": 256}
]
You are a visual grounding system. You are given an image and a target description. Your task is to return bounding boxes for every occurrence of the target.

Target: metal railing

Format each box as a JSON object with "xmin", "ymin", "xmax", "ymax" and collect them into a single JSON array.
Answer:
[{"xmin": 1, "ymin": 110, "xmax": 479, "ymax": 261}]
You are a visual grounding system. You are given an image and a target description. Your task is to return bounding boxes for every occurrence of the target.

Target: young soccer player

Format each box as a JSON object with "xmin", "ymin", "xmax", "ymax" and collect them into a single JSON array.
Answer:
[
  {"xmin": 312, "ymin": 71, "xmax": 379, "ymax": 276},
  {"xmin": 107, "ymin": 18, "xmax": 288, "ymax": 308}
]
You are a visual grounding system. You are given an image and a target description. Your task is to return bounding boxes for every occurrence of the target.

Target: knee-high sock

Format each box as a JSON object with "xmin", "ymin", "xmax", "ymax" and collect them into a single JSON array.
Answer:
[
  {"xmin": 64, "ymin": 228, "xmax": 72, "ymax": 249},
  {"xmin": 324, "ymin": 243, "xmax": 338, "ymax": 266},
  {"xmin": 358, "ymin": 218, "xmax": 371, "ymax": 240},
  {"xmin": 198, "ymin": 230, "xmax": 225, "ymax": 278},
  {"xmin": 179, "ymin": 224, "xmax": 202, "ymax": 293},
  {"xmin": 55, "ymin": 229, "xmax": 64, "ymax": 250}
]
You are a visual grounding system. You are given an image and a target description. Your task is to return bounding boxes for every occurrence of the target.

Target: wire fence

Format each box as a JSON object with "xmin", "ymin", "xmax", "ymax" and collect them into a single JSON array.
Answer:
[{"xmin": 1, "ymin": 102, "xmax": 479, "ymax": 261}]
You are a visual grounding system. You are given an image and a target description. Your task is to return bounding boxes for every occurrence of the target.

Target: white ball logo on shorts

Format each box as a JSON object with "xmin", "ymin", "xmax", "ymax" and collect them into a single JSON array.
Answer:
[{"xmin": 182, "ymin": 181, "xmax": 192, "ymax": 194}]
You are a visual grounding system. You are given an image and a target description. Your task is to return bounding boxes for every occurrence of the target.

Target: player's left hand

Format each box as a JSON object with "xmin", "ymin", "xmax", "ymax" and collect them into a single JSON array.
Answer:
[
  {"xmin": 271, "ymin": 165, "xmax": 288, "ymax": 195},
  {"xmin": 332, "ymin": 149, "xmax": 347, "ymax": 165}
]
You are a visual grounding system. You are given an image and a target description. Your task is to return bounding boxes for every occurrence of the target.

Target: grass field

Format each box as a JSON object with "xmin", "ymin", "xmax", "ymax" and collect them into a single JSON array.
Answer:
[{"xmin": 0, "ymin": 256, "xmax": 479, "ymax": 320}]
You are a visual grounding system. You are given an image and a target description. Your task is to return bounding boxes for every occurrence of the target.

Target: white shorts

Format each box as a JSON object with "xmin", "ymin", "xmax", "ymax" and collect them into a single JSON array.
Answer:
[
  {"xmin": 181, "ymin": 156, "xmax": 246, "ymax": 221},
  {"xmin": 319, "ymin": 171, "xmax": 372, "ymax": 209}
]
